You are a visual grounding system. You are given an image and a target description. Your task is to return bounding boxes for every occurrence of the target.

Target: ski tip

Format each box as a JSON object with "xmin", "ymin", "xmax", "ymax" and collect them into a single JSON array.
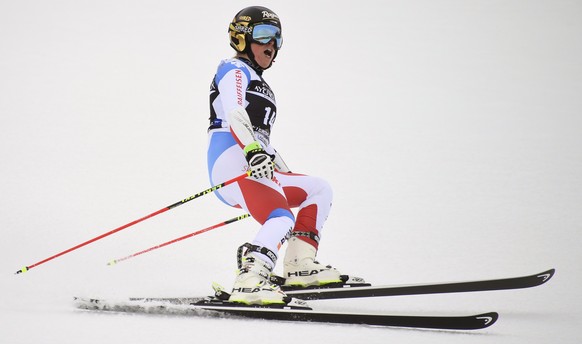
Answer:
[
  {"xmin": 475, "ymin": 312, "xmax": 499, "ymax": 329},
  {"xmin": 537, "ymin": 268, "xmax": 556, "ymax": 284}
]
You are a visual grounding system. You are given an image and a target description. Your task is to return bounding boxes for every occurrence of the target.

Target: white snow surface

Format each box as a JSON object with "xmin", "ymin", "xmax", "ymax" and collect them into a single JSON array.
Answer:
[{"xmin": 1, "ymin": 1, "xmax": 581, "ymax": 343}]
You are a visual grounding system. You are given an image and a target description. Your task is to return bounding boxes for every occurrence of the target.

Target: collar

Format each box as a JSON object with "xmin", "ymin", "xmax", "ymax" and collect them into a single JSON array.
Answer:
[{"xmin": 236, "ymin": 57, "xmax": 264, "ymax": 75}]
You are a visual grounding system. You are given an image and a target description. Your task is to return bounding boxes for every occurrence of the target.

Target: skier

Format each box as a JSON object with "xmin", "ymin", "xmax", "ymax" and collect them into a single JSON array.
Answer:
[{"xmin": 207, "ymin": 6, "xmax": 347, "ymax": 305}]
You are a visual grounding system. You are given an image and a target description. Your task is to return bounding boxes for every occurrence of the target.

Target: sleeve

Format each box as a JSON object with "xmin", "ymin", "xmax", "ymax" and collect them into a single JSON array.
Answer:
[
  {"xmin": 214, "ymin": 61, "xmax": 257, "ymax": 149},
  {"xmin": 227, "ymin": 107, "xmax": 257, "ymax": 149},
  {"xmin": 215, "ymin": 61, "xmax": 252, "ymax": 118}
]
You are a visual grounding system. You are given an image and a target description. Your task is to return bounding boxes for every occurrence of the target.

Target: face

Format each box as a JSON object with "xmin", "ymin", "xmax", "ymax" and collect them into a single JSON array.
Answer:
[{"xmin": 250, "ymin": 40, "xmax": 276, "ymax": 69}]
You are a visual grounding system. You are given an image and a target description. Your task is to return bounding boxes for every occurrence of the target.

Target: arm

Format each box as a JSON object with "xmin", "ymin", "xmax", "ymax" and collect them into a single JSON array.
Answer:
[
  {"xmin": 228, "ymin": 107, "xmax": 291, "ymax": 174},
  {"xmin": 227, "ymin": 106, "xmax": 257, "ymax": 149},
  {"xmin": 216, "ymin": 62, "xmax": 277, "ymax": 179},
  {"xmin": 227, "ymin": 106, "xmax": 275, "ymax": 180}
]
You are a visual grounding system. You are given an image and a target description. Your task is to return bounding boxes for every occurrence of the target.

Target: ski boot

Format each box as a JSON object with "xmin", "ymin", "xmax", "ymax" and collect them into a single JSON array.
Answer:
[
  {"xmin": 282, "ymin": 237, "xmax": 344, "ymax": 288},
  {"xmin": 228, "ymin": 243, "xmax": 289, "ymax": 305}
]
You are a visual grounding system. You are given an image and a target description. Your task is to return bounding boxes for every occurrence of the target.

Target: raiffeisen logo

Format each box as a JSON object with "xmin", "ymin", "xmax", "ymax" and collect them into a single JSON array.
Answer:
[{"xmin": 262, "ymin": 11, "xmax": 278, "ymax": 20}]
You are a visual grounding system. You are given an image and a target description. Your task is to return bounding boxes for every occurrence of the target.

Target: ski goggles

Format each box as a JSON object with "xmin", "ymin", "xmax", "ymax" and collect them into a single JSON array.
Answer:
[{"xmin": 251, "ymin": 24, "xmax": 283, "ymax": 49}]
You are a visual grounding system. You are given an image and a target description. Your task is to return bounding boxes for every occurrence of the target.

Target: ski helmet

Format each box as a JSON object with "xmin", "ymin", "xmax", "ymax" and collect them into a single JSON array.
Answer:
[{"xmin": 228, "ymin": 6, "xmax": 282, "ymax": 69}]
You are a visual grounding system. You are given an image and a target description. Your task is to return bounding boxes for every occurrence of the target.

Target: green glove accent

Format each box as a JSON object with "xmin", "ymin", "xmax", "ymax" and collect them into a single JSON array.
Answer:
[{"xmin": 244, "ymin": 141, "xmax": 262, "ymax": 155}]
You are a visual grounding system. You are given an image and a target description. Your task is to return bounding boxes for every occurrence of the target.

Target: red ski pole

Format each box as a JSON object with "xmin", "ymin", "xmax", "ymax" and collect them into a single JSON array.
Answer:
[
  {"xmin": 15, "ymin": 172, "xmax": 249, "ymax": 275},
  {"xmin": 107, "ymin": 213, "xmax": 251, "ymax": 265}
]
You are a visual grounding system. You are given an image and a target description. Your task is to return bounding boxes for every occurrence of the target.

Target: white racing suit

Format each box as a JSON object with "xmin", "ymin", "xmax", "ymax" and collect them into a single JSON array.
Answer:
[{"xmin": 207, "ymin": 57, "xmax": 332, "ymax": 266}]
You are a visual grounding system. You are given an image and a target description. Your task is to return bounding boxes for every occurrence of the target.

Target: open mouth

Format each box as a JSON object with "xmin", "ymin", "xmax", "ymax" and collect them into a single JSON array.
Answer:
[{"xmin": 264, "ymin": 49, "xmax": 273, "ymax": 58}]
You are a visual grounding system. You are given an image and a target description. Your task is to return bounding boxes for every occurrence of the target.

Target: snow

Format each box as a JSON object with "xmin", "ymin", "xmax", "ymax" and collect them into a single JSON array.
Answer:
[{"xmin": 1, "ymin": 0, "xmax": 581, "ymax": 343}]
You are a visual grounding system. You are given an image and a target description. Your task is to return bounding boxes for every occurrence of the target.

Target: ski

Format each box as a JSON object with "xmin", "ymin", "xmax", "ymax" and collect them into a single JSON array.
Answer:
[
  {"xmin": 72, "ymin": 269, "xmax": 553, "ymax": 330},
  {"xmin": 284, "ymin": 268, "xmax": 555, "ymax": 300},
  {"xmin": 73, "ymin": 296, "xmax": 497, "ymax": 330},
  {"xmin": 191, "ymin": 298, "xmax": 498, "ymax": 330},
  {"xmin": 128, "ymin": 268, "xmax": 555, "ymax": 303}
]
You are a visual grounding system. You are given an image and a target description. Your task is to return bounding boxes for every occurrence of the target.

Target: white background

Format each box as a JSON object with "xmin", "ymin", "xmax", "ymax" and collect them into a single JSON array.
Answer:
[{"xmin": 1, "ymin": 1, "xmax": 581, "ymax": 343}]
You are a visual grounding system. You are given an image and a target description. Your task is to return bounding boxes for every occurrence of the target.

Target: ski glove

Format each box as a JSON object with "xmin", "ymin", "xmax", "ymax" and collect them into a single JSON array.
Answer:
[{"xmin": 244, "ymin": 142, "xmax": 274, "ymax": 180}]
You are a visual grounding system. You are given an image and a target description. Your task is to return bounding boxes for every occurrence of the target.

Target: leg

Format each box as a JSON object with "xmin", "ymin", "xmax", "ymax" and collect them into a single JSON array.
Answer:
[
  {"xmin": 208, "ymin": 131, "xmax": 294, "ymax": 262},
  {"xmin": 236, "ymin": 177, "xmax": 295, "ymax": 264},
  {"xmin": 207, "ymin": 131, "xmax": 293, "ymax": 304},
  {"xmin": 279, "ymin": 172, "xmax": 333, "ymax": 249},
  {"xmin": 275, "ymin": 172, "xmax": 343, "ymax": 287}
]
